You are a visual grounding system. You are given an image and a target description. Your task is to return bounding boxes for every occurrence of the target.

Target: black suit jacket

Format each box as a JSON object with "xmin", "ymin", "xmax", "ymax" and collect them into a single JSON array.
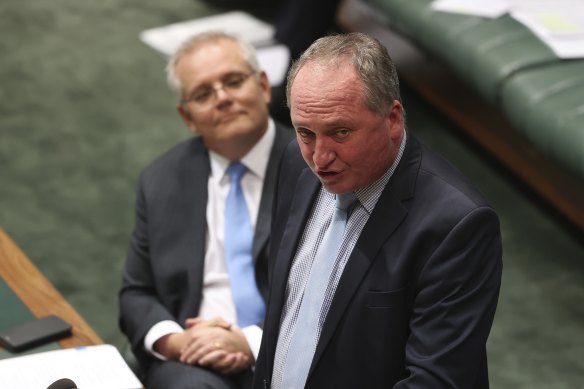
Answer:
[
  {"xmin": 119, "ymin": 123, "xmax": 293, "ymax": 369},
  {"xmin": 254, "ymin": 131, "xmax": 503, "ymax": 388}
]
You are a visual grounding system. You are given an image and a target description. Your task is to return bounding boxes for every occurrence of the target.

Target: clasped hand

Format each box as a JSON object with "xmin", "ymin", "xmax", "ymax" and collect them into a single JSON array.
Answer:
[{"xmin": 156, "ymin": 317, "xmax": 253, "ymax": 375}]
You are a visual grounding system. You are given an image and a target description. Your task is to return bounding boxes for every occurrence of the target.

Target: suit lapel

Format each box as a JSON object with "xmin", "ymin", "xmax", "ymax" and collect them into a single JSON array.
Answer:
[
  {"xmin": 180, "ymin": 138, "xmax": 210, "ymax": 321},
  {"xmin": 265, "ymin": 168, "xmax": 320, "ymax": 363},
  {"xmin": 309, "ymin": 133, "xmax": 421, "ymax": 376},
  {"xmin": 253, "ymin": 124, "xmax": 293, "ymax": 262}
]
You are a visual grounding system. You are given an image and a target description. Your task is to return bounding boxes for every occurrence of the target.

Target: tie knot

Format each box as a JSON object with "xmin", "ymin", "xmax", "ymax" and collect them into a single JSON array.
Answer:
[
  {"xmin": 227, "ymin": 162, "xmax": 247, "ymax": 183},
  {"xmin": 335, "ymin": 192, "xmax": 356, "ymax": 211}
]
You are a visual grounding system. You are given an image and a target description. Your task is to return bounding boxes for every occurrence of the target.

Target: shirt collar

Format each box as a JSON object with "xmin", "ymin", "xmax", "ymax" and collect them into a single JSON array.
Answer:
[{"xmin": 209, "ymin": 118, "xmax": 276, "ymax": 181}]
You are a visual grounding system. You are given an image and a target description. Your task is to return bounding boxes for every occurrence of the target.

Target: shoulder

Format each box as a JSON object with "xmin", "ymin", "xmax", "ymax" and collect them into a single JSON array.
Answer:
[
  {"xmin": 395, "ymin": 134, "xmax": 497, "ymax": 230},
  {"xmin": 418, "ymin": 140, "xmax": 490, "ymax": 210},
  {"xmin": 404, "ymin": 138, "xmax": 500, "ymax": 243},
  {"xmin": 138, "ymin": 136, "xmax": 208, "ymax": 184}
]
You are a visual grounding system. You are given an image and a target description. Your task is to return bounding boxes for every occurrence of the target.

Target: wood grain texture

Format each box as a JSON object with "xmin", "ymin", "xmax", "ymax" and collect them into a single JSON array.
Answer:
[{"xmin": 0, "ymin": 228, "xmax": 103, "ymax": 348}]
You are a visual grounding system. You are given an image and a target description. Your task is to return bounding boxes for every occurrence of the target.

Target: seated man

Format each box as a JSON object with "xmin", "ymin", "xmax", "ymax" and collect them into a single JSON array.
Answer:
[{"xmin": 119, "ymin": 31, "xmax": 293, "ymax": 389}]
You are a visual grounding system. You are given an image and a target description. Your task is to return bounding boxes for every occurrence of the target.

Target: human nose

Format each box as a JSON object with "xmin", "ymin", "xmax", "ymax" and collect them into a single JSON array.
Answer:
[
  {"xmin": 213, "ymin": 83, "xmax": 231, "ymax": 99},
  {"xmin": 214, "ymin": 82, "xmax": 238, "ymax": 107},
  {"xmin": 312, "ymin": 137, "xmax": 335, "ymax": 168}
]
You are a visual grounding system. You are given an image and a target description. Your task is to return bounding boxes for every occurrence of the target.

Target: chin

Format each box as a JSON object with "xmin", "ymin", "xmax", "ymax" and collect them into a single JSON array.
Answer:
[{"xmin": 321, "ymin": 182, "xmax": 349, "ymax": 195}]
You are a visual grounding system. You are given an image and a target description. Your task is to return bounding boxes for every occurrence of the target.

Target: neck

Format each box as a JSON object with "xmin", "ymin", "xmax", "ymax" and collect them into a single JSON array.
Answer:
[{"xmin": 209, "ymin": 123, "xmax": 268, "ymax": 161}]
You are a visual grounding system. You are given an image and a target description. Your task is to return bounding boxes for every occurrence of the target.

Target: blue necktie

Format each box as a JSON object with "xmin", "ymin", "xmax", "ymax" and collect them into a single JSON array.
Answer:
[
  {"xmin": 280, "ymin": 193, "xmax": 356, "ymax": 389},
  {"xmin": 224, "ymin": 162, "xmax": 266, "ymax": 327}
]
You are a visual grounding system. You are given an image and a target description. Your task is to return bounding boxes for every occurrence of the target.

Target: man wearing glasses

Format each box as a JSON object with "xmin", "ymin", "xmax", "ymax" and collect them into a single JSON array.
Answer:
[{"xmin": 119, "ymin": 31, "xmax": 293, "ymax": 389}]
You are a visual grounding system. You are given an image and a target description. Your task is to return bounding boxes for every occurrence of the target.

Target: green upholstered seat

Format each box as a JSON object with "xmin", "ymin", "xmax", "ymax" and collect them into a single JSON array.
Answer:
[
  {"xmin": 362, "ymin": 0, "xmax": 558, "ymax": 104},
  {"xmin": 359, "ymin": 0, "xmax": 584, "ymax": 179},
  {"xmin": 501, "ymin": 61, "xmax": 584, "ymax": 177}
]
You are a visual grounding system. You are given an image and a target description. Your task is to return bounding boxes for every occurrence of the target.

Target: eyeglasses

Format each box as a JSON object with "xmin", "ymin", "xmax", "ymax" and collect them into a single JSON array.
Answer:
[{"xmin": 182, "ymin": 72, "xmax": 256, "ymax": 108}]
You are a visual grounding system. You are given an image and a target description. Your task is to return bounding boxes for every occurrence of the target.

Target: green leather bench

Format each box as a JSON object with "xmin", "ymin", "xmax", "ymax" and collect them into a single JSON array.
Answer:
[
  {"xmin": 340, "ymin": 0, "xmax": 584, "ymax": 230},
  {"xmin": 501, "ymin": 61, "xmax": 584, "ymax": 178}
]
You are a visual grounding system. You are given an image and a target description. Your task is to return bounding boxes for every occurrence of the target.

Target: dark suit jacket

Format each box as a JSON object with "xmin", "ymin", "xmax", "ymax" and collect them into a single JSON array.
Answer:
[
  {"xmin": 119, "ymin": 123, "xmax": 293, "ymax": 369},
  {"xmin": 254, "ymin": 131, "xmax": 503, "ymax": 388}
]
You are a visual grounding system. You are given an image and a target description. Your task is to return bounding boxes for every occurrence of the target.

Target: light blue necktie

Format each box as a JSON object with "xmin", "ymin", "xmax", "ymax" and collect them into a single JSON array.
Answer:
[
  {"xmin": 280, "ymin": 193, "xmax": 356, "ymax": 389},
  {"xmin": 224, "ymin": 162, "xmax": 266, "ymax": 328}
]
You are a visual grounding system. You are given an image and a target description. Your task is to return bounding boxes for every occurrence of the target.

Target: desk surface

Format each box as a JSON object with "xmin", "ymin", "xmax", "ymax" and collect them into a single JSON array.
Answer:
[{"xmin": 0, "ymin": 228, "xmax": 103, "ymax": 349}]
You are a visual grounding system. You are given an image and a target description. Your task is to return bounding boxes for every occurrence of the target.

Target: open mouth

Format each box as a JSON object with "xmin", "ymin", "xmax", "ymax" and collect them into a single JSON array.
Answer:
[{"xmin": 318, "ymin": 170, "xmax": 338, "ymax": 177}]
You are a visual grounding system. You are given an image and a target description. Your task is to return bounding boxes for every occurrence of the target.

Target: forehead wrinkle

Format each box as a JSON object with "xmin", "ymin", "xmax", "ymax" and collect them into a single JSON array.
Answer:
[{"xmin": 291, "ymin": 65, "xmax": 365, "ymax": 127}]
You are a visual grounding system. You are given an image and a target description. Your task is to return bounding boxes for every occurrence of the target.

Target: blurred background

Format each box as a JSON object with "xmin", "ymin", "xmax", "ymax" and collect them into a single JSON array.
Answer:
[{"xmin": 1, "ymin": 1, "xmax": 583, "ymax": 387}]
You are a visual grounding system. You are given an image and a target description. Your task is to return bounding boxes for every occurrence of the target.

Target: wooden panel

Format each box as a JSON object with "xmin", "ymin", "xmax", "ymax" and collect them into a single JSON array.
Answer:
[{"xmin": 0, "ymin": 228, "xmax": 103, "ymax": 348}]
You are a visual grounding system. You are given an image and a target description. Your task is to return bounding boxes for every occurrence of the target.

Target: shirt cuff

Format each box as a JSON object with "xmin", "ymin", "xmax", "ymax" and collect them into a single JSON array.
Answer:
[
  {"xmin": 241, "ymin": 325, "xmax": 263, "ymax": 361},
  {"xmin": 144, "ymin": 320, "xmax": 184, "ymax": 360}
]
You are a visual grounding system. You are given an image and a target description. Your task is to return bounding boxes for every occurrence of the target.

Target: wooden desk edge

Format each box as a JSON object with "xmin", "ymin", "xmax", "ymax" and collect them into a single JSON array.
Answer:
[{"xmin": 0, "ymin": 228, "xmax": 103, "ymax": 348}]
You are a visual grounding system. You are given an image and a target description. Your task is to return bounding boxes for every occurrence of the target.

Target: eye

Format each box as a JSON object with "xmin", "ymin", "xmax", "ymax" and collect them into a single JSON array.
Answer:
[
  {"xmin": 335, "ymin": 128, "xmax": 351, "ymax": 140},
  {"xmin": 296, "ymin": 128, "xmax": 314, "ymax": 144},
  {"xmin": 224, "ymin": 74, "xmax": 247, "ymax": 89},
  {"xmin": 192, "ymin": 89, "xmax": 213, "ymax": 103}
]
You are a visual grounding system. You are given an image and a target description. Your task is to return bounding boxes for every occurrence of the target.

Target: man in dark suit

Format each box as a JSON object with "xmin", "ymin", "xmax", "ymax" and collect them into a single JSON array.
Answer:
[
  {"xmin": 253, "ymin": 33, "xmax": 503, "ymax": 388},
  {"xmin": 119, "ymin": 32, "xmax": 293, "ymax": 389}
]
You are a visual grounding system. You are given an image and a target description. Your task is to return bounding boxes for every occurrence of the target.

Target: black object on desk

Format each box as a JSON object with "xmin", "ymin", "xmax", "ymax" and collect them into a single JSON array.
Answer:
[{"xmin": 0, "ymin": 314, "xmax": 72, "ymax": 352}]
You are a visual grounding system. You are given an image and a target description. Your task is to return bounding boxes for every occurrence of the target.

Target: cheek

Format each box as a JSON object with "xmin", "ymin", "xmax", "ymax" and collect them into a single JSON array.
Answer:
[
  {"xmin": 345, "ymin": 135, "xmax": 388, "ymax": 168},
  {"xmin": 353, "ymin": 136, "xmax": 393, "ymax": 177},
  {"xmin": 242, "ymin": 88, "xmax": 268, "ymax": 109},
  {"xmin": 190, "ymin": 109, "xmax": 213, "ymax": 125}
]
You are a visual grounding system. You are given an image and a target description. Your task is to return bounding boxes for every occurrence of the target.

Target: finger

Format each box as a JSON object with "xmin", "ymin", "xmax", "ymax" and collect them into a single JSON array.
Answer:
[
  {"xmin": 185, "ymin": 317, "xmax": 203, "ymax": 328},
  {"xmin": 198, "ymin": 349, "xmax": 227, "ymax": 367},
  {"xmin": 182, "ymin": 338, "xmax": 223, "ymax": 364},
  {"xmin": 207, "ymin": 317, "xmax": 232, "ymax": 330},
  {"xmin": 219, "ymin": 353, "xmax": 251, "ymax": 375},
  {"xmin": 179, "ymin": 336, "xmax": 209, "ymax": 364},
  {"xmin": 182, "ymin": 344, "xmax": 225, "ymax": 366},
  {"xmin": 218, "ymin": 354, "xmax": 240, "ymax": 375},
  {"xmin": 179, "ymin": 345, "xmax": 197, "ymax": 365},
  {"xmin": 211, "ymin": 352, "xmax": 237, "ymax": 371}
]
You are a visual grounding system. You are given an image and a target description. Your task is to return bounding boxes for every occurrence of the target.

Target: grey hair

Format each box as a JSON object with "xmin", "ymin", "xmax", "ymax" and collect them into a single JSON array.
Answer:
[
  {"xmin": 286, "ymin": 32, "xmax": 403, "ymax": 117},
  {"xmin": 166, "ymin": 31, "xmax": 261, "ymax": 97}
]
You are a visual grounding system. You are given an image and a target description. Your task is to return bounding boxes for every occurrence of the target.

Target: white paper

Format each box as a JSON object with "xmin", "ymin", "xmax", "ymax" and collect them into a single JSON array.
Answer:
[
  {"xmin": 511, "ymin": 3, "xmax": 584, "ymax": 58},
  {"xmin": 139, "ymin": 11, "xmax": 275, "ymax": 56},
  {"xmin": 139, "ymin": 11, "xmax": 290, "ymax": 85},
  {"xmin": 256, "ymin": 44, "xmax": 290, "ymax": 86},
  {"xmin": 0, "ymin": 344, "xmax": 143, "ymax": 389},
  {"xmin": 431, "ymin": 0, "xmax": 511, "ymax": 18},
  {"xmin": 431, "ymin": 0, "xmax": 584, "ymax": 58}
]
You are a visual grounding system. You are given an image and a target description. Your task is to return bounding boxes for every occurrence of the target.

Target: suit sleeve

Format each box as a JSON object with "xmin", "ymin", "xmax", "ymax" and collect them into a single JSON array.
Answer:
[
  {"xmin": 118, "ymin": 174, "xmax": 178, "ymax": 356},
  {"xmin": 396, "ymin": 206, "xmax": 503, "ymax": 388}
]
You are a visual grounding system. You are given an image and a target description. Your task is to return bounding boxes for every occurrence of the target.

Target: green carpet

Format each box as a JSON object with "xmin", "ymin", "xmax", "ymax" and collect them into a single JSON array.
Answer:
[{"xmin": 1, "ymin": 1, "xmax": 583, "ymax": 388}]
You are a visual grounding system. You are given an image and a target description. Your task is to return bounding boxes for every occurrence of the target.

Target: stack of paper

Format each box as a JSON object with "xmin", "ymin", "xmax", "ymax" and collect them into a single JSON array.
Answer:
[
  {"xmin": 140, "ymin": 11, "xmax": 275, "ymax": 57},
  {"xmin": 511, "ymin": 4, "xmax": 584, "ymax": 58},
  {"xmin": 0, "ymin": 344, "xmax": 142, "ymax": 389},
  {"xmin": 139, "ymin": 11, "xmax": 290, "ymax": 86}
]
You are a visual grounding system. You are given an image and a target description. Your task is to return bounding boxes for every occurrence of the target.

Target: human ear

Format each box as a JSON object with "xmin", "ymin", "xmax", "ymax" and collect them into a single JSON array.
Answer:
[
  {"xmin": 177, "ymin": 104, "xmax": 198, "ymax": 134},
  {"xmin": 259, "ymin": 71, "xmax": 272, "ymax": 104},
  {"xmin": 387, "ymin": 100, "xmax": 404, "ymax": 140}
]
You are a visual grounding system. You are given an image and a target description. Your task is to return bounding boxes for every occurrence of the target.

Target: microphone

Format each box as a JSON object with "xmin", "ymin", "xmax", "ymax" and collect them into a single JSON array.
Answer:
[{"xmin": 47, "ymin": 378, "xmax": 77, "ymax": 389}]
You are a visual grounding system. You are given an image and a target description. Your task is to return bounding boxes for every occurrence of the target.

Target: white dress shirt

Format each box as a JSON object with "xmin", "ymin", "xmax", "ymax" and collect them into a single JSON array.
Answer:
[{"xmin": 144, "ymin": 120, "xmax": 276, "ymax": 361}]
